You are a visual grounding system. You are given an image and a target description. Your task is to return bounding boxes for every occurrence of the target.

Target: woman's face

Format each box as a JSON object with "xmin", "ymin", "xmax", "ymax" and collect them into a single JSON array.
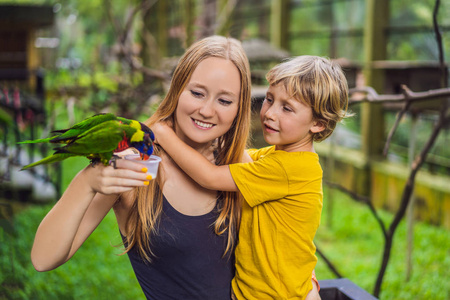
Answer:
[{"xmin": 175, "ymin": 57, "xmax": 241, "ymax": 148}]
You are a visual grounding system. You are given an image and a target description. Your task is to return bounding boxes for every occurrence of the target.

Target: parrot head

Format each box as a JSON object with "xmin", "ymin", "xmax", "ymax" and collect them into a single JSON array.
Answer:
[{"xmin": 131, "ymin": 123, "xmax": 154, "ymax": 160}]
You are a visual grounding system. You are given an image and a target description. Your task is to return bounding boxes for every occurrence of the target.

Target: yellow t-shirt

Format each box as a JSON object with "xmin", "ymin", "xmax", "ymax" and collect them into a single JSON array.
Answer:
[{"xmin": 230, "ymin": 146, "xmax": 323, "ymax": 300}]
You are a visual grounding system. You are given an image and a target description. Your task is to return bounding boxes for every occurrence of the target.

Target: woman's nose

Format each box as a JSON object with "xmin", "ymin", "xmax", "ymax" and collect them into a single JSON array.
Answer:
[{"xmin": 198, "ymin": 100, "xmax": 215, "ymax": 118}]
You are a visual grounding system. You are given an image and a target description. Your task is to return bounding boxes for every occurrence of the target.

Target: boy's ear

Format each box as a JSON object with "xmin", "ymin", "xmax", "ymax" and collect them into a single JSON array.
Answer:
[{"xmin": 310, "ymin": 120, "xmax": 326, "ymax": 133}]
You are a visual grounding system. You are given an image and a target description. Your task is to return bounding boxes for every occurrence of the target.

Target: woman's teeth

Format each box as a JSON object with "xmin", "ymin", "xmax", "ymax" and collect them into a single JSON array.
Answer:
[{"xmin": 194, "ymin": 120, "xmax": 213, "ymax": 128}]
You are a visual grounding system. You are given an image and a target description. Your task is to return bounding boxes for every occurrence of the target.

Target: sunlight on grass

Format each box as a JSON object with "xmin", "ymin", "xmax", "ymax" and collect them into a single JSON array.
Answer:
[
  {"xmin": 0, "ymin": 205, "xmax": 143, "ymax": 299},
  {"xmin": 315, "ymin": 188, "xmax": 450, "ymax": 300},
  {"xmin": 1, "ymin": 183, "xmax": 448, "ymax": 299}
]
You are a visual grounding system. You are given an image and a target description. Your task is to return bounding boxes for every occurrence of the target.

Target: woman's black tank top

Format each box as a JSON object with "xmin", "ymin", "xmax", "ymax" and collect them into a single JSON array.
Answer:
[{"xmin": 123, "ymin": 196, "xmax": 234, "ymax": 300}]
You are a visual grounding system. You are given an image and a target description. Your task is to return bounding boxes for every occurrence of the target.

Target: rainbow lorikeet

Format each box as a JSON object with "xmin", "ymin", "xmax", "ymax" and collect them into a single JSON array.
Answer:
[{"xmin": 18, "ymin": 113, "xmax": 154, "ymax": 170}]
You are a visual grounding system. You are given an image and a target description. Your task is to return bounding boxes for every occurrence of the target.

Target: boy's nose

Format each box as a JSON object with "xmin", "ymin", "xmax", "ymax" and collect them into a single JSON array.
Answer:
[{"xmin": 264, "ymin": 106, "xmax": 276, "ymax": 120}]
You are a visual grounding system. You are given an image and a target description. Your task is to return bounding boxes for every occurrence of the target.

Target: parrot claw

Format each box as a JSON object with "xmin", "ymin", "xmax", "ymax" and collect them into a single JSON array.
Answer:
[
  {"xmin": 90, "ymin": 160, "xmax": 100, "ymax": 168},
  {"xmin": 109, "ymin": 155, "xmax": 121, "ymax": 169}
]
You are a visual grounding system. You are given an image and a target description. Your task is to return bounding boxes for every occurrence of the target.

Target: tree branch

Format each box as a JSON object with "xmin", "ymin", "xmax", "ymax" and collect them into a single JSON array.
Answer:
[
  {"xmin": 349, "ymin": 86, "xmax": 450, "ymax": 104},
  {"xmin": 324, "ymin": 181, "xmax": 388, "ymax": 239},
  {"xmin": 433, "ymin": 0, "xmax": 448, "ymax": 87},
  {"xmin": 122, "ymin": 0, "xmax": 158, "ymax": 45},
  {"xmin": 315, "ymin": 244, "xmax": 344, "ymax": 278},
  {"xmin": 105, "ymin": 0, "xmax": 170, "ymax": 82},
  {"xmin": 373, "ymin": 102, "xmax": 449, "ymax": 297},
  {"xmin": 383, "ymin": 85, "xmax": 413, "ymax": 156}
]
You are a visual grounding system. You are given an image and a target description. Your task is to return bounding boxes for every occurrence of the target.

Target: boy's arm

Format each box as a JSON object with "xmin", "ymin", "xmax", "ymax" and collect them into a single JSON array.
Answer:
[
  {"xmin": 152, "ymin": 123, "xmax": 239, "ymax": 192},
  {"xmin": 242, "ymin": 150, "xmax": 253, "ymax": 163}
]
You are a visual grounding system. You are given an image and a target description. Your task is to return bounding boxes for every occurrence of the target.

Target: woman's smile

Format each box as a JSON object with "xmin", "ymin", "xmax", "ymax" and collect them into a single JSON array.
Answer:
[{"xmin": 192, "ymin": 118, "xmax": 215, "ymax": 129}]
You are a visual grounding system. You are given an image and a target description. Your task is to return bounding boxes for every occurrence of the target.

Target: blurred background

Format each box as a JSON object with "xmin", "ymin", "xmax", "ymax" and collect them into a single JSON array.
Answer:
[{"xmin": 0, "ymin": 0, "xmax": 449, "ymax": 299}]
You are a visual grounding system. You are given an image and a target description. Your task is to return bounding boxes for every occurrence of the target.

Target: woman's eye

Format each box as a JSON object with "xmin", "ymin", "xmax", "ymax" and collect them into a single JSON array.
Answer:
[
  {"xmin": 191, "ymin": 90, "xmax": 203, "ymax": 97},
  {"xmin": 219, "ymin": 99, "xmax": 232, "ymax": 106}
]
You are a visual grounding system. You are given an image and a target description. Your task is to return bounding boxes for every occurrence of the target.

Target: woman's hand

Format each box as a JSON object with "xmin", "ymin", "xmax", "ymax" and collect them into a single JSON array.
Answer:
[
  {"xmin": 82, "ymin": 157, "xmax": 152, "ymax": 195},
  {"xmin": 31, "ymin": 154, "xmax": 152, "ymax": 272}
]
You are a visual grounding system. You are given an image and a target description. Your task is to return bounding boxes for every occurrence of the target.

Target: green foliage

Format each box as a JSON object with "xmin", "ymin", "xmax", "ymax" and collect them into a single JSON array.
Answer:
[
  {"xmin": 383, "ymin": 112, "xmax": 450, "ymax": 174},
  {"xmin": 1, "ymin": 186, "xmax": 448, "ymax": 299},
  {"xmin": 0, "ymin": 206, "xmax": 144, "ymax": 299},
  {"xmin": 289, "ymin": 0, "xmax": 450, "ymax": 61},
  {"xmin": 315, "ymin": 188, "xmax": 450, "ymax": 300}
]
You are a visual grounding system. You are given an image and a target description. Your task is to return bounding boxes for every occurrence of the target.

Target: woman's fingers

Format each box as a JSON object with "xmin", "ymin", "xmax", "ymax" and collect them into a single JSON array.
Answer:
[
  {"xmin": 84, "ymin": 159, "xmax": 153, "ymax": 195},
  {"xmin": 111, "ymin": 159, "xmax": 152, "ymax": 176}
]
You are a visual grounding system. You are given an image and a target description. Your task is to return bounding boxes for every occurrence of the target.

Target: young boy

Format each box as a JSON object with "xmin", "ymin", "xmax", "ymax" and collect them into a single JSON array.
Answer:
[{"xmin": 152, "ymin": 55, "xmax": 349, "ymax": 299}]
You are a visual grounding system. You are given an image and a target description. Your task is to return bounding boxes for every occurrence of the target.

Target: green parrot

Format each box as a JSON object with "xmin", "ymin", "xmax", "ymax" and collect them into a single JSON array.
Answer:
[{"xmin": 18, "ymin": 113, "xmax": 154, "ymax": 170}]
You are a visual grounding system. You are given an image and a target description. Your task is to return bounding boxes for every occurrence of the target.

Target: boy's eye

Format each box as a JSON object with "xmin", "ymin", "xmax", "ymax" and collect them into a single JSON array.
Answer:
[
  {"xmin": 191, "ymin": 90, "xmax": 203, "ymax": 97},
  {"xmin": 264, "ymin": 97, "xmax": 273, "ymax": 104},
  {"xmin": 283, "ymin": 106, "xmax": 293, "ymax": 112}
]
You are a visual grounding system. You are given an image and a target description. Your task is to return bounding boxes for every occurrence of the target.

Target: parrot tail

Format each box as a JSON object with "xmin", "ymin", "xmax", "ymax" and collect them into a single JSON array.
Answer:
[
  {"xmin": 17, "ymin": 136, "xmax": 57, "ymax": 144},
  {"xmin": 20, "ymin": 153, "xmax": 75, "ymax": 170}
]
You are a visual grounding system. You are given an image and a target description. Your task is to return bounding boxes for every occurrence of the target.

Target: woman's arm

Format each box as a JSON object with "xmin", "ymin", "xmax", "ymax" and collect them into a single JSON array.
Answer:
[
  {"xmin": 152, "ymin": 123, "xmax": 238, "ymax": 192},
  {"xmin": 31, "ymin": 159, "xmax": 150, "ymax": 271}
]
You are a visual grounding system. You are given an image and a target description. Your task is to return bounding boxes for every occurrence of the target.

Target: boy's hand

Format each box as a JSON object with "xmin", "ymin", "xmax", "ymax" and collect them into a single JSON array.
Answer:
[
  {"xmin": 151, "ymin": 119, "xmax": 173, "ymax": 145},
  {"xmin": 305, "ymin": 279, "xmax": 321, "ymax": 300}
]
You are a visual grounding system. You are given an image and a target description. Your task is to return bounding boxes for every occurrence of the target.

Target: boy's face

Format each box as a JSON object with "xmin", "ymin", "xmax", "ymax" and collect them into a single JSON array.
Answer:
[{"xmin": 260, "ymin": 83, "xmax": 324, "ymax": 152}]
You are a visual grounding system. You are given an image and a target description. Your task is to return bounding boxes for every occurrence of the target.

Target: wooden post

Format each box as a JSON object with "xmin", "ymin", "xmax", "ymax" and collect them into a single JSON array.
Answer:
[
  {"xmin": 216, "ymin": 0, "xmax": 230, "ymax": 36},
  {"xmin": 27, "ymin": 29, "xmax": 38, "ymax": 91},
  {"xmin": 270, "ymin": 0, "xmax": 290, "ymax": 51},
  {"xmin": 327, "ymin": 2, "xmax": 337, "ymax": 58},
  {"xmin": 362, "ymin": 0, "xmax": 388, "ymax": 161},
  {"xmin": 141, "ymin": 2, "xmax": 161, "ymax": 82},
  {"xmin": 184, "ymin": 0, "xmax": 195, "ymax": 47},
  {"xmin": 141, "ymin": 0, "xmax": 167, "ymax": 60},
  {"xmin": 326, "ymin": 129, "xmax": 337, "ymax": 228},
  {"xmin": 157, "ymin": 0, "xmax": 168, "ymax": 57},
  {"xmin": 199, "ymin": 0, "xmax": 217, "ymax": 38}
]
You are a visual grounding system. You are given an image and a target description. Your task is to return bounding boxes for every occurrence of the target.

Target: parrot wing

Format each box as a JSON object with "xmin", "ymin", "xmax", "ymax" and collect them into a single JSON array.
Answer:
[
  {"xmin": 20, "ymin": 122, "xmax": 128, "ymax": 170},
  {"xmin": 17, "ymin": 113, "xmax": 124, "ymax": 145},
  {"xmin": 57, "ymin": 121, "xmax": 135, "ymax": 160},
  {"xmin": 19, "ymin": 118, "xmax": 141, "ymax": 169},
  {"xmin": 50, "ymin": 113, "xmax": 124, "ymax": 143},
  {"xmin": 17, "ymin": 136, "xmax": 58, "ymax": 144},
  {"xmin": 20, "ymin": 153, "xmax": 76, "ymax": 170}
]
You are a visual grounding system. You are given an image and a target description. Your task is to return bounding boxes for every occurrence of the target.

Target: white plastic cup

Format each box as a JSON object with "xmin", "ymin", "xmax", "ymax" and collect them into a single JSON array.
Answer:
[{"xmin": 124, "ymin": 154, "xmax": 162, "ymax": 179}]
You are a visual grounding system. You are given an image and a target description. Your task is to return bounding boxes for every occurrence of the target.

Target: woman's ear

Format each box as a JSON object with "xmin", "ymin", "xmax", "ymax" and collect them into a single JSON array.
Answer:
[{"xmin": 310, "ymin": 120, "xmax": 326, "ymax": 133}]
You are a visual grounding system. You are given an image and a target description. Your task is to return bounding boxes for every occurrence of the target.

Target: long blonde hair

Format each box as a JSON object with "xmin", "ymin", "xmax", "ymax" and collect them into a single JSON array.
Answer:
[{"xmin": 123, "ymin": 36, "xmax": 252, "ymax": 261}]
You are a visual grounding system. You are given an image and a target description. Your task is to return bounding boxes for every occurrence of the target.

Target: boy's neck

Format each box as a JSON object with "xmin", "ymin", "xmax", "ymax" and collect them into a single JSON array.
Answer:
[{"xmin": 274, "ymin": 142, "xmax": 315, "ymax": 153}]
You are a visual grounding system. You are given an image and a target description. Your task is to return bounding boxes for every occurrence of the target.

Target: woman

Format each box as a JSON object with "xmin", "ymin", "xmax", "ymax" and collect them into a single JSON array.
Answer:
[{"xmin": 31, "ymin": 36, "xmax": 319, "ymax": 299}]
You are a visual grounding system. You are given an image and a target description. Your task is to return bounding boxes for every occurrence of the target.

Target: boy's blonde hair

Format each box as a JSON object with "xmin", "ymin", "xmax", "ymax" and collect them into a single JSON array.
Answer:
[{"xmin": 266, "ymin": 55, "xmax": 349, "ymax": 142}]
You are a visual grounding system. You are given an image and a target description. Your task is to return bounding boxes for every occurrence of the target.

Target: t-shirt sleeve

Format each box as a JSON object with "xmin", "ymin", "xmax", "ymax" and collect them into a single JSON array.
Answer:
[
  {"xmin": 245, "ymin": 148, "xmax": 260, "ymax": 161},
  {"xmin": 229, "ymin": 154, "xmax": 288, "ymax": 207}
]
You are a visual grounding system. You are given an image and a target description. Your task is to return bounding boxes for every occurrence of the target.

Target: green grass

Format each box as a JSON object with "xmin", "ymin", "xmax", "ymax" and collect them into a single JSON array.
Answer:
[
  {"xmin": 0, "ymin": 205, "xmax": 144, "ymax": 300},
  {"xmin": 0, "ymin": 205, "xmax": 144, "ymax": 299},
  {"xmin": 315, "ymin": 189, "xmax": 450, "ymax": 300},
  {"xmin": 0, "ymin": 146, "xmax": 144, "ymax": 299},
  {"xmin": 1, "ymin": 144, "xmax": 449, "ymax": 299},
  {"xmin": 1, "ymin": 188, "xmax": 449, "ymax": 299}
]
